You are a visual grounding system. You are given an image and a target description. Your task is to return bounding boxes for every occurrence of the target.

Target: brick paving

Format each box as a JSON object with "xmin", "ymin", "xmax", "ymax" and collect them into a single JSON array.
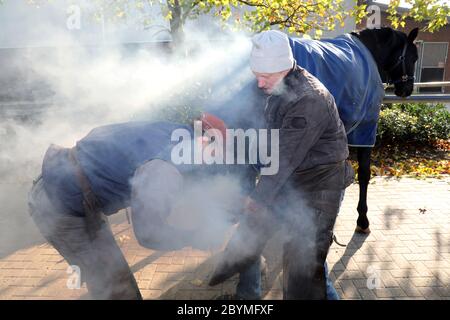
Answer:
[{"xmin": 0, "ymin": 177, "xmax": 449, "ymax": 300}]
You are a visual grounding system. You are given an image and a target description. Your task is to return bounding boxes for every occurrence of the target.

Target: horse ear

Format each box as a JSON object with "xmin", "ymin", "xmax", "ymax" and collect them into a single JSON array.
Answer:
[{"xmin": 408, "ymin": 28, "xmax": 419, "ymax": 43}]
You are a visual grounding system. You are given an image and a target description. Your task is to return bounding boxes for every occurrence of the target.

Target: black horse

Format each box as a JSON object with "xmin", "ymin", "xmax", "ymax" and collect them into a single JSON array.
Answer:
[
  {"xmin": 348, "ymin": 27, "xmax": 418, "ymax": 233},
  {"xmin": 206, "ymin": 27, "xmax": 419, "ymax": 234}
]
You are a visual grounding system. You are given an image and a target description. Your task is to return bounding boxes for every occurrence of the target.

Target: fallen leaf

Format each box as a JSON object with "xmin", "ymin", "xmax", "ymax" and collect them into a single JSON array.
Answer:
[{"xmin": 190, "ymin": 279, "xmax": 204, "ymax": 287}]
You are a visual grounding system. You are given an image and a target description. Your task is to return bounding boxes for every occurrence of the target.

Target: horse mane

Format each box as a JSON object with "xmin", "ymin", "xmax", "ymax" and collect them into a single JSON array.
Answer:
[
  {"xmin": 350, "ymin": 27, "xmax": 408, "ymax": 72},
  {"xmin": 352, "ymin": 27, "xmax": 408, "ymax": 43}
]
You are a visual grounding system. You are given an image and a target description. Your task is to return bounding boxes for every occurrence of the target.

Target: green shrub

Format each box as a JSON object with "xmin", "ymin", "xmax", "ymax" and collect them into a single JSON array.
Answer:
[{"xmin": 378, "ymin": 103, "xmax": 450, "ymax": 144}]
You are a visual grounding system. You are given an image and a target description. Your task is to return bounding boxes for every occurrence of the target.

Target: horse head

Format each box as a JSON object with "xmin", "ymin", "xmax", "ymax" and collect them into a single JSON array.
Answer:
[
  {"xmin": 384, "ymin": 27, "xmax": 419, "ymax": 97},
  {"xmin": 356, "ymin": 27, "xmax": 419, "ymax": 98}
]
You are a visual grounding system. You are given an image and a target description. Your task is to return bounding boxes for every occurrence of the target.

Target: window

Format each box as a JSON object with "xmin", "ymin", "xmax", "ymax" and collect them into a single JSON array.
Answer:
[{"xmin": 417, "ymin": 42, "xmax": 448, "ymax": 93}]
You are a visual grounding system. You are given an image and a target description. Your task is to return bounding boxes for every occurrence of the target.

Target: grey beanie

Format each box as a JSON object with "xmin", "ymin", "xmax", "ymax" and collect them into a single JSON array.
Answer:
[{"xmin": 250, "ymin": 30, "xmax": 294, "ymax": 73}]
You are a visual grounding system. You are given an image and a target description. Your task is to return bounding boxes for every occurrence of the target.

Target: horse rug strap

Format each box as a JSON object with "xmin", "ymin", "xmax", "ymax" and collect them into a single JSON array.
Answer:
[{"xmin": 68, "ymin": 147, "xmax": 106, "ymax": 240}]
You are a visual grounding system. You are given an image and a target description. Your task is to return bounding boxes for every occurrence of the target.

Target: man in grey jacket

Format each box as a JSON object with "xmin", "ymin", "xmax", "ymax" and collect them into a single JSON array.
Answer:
[{"xmin": 209, "ymin": 30, "xmax": 354, "ymax": 299}]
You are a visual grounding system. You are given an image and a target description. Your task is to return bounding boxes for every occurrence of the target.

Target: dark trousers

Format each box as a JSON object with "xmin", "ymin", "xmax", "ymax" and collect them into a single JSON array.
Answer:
[
  {"xmin": 28, "ymin": 177, "xmax": 142, "ymax": 300},
  {"xmin": 279, "ymin": 189, "xmax": 342, "ymax": 300}
]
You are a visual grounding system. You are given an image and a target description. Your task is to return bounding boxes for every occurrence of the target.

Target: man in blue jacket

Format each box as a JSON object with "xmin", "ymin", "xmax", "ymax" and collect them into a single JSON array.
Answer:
[{"xmin": 28, "ymin": 115, "xmax": 232, "ymax": 299}]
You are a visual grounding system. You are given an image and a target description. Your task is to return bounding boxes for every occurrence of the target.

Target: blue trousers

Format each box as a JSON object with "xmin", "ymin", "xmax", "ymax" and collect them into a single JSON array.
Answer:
[
  {"xmin": 236, "ymin": 259, "xmax": 339, "ymax": 300},
  {"xmin": 236, "ymin": 190, "xmax": 345, "ymax": 300}
]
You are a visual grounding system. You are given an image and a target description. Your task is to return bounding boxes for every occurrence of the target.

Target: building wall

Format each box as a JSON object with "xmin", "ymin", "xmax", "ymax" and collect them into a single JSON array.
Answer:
[{"xmin": 0, "ymin": 0, "xmax": 171, "ymax": 48}]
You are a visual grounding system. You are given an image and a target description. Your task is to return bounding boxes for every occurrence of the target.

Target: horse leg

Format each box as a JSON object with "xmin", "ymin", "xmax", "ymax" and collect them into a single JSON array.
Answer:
[{"xmin": 356, "ymin": 147, "xmax": 371, "ymax": 234}]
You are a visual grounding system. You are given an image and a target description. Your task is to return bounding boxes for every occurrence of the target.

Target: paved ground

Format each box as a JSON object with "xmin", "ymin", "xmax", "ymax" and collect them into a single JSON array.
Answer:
[{"xmin": 0, "ymin": 176, "xmax": 449, "ymax": 300}]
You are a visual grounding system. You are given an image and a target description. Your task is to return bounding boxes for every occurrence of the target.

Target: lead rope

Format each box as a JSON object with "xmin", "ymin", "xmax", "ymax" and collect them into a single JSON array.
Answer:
[{"xmin": 333, "ymin": 234, "xmax": 347, "ymax": 247}]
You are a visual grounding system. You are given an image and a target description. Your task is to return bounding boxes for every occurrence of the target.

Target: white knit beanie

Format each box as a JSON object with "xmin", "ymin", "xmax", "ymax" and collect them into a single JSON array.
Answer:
[{"xmin": 250, "ymin": 30, "xmax": 294, "ymax": 74}]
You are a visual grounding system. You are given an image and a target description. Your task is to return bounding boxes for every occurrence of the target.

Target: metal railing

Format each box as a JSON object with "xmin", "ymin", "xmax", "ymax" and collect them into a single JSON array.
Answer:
[
  {"xmin": 0, "ymin": 100, "xmax": 55, "ymax": 118},
  {"xmin": 412, "ymin": 81, "xmax": 450, "ymax": 88},
  {"xmin": 384, "ymin": 81, "xmax": 450, "ymax": 103},
  {"xmin": 1, "ymin": 82, "xmax": 450, "ymax": 119},
  {"xmin": 384, "ymin": 94, "xmax": 450, "ymax": 103}
]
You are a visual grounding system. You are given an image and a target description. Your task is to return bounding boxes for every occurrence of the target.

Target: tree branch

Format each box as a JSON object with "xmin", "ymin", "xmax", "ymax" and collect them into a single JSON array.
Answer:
[
  {"xmin": 269, "ymin": 2, "xmax": 309, "ymax": 27},
  {"xmin": 237, "ymin": 0, "xmax": 269, "ymax": 8},
  {"xmin": 181, "ymin": 0, "xmax": 202, "ymax": 23}
]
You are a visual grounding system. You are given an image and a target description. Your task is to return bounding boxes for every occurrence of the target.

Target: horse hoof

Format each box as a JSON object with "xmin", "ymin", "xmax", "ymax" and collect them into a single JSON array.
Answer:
[{"xmin": 355, "ymin": 225, "xmax": 371, "ymax": 234}]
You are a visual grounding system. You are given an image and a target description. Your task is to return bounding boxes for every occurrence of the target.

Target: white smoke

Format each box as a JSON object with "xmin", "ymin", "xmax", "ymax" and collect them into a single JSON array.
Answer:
[
  {"xmin": 168, "ymin": 174, "xmax": 244, "ymax": 249},
  {"xmin": 0, "ymin": 1, "xmax": 334, "ymax": 299},
  {"xmin": 0, "ymin": 1, "xmax": 253, "ymax": 259}
]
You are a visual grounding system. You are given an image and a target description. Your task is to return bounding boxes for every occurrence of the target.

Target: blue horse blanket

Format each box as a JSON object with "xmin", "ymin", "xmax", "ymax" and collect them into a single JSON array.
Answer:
[{"xmin": 289, "ymin": 34, "xmax": 385, "ymax": 147}]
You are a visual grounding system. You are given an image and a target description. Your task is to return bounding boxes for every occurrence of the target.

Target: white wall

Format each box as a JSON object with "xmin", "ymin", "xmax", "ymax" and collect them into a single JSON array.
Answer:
[
  {"xmin": 323, "ymin": 0, "xmax": 357, "ymax": 38},
  {"xmin": 0, "ymin": 0, "xmax": 170, "ymax": 48}
]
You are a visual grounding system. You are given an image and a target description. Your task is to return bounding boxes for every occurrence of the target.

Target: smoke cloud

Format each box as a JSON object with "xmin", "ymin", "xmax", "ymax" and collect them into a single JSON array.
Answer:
[
  {"xmin": 0, "ymin": 1, "xmax": 253, "ymax": 258},
  {"xmin": 0, "ymin": 1, "xmax": 331, "ymax": 299}
]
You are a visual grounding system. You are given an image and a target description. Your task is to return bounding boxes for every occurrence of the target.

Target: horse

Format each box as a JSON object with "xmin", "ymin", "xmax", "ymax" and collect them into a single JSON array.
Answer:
[
  {"xmin": 206, "ymin": 27, "xmax": 419, "ymax": 234},
  {"xmin": 345, "ymin": 27, "xmax": 418, "ymax": 233},
  {"xmin": 289, "ymin": 27, "xmax": 419, "ymax": 233}
]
